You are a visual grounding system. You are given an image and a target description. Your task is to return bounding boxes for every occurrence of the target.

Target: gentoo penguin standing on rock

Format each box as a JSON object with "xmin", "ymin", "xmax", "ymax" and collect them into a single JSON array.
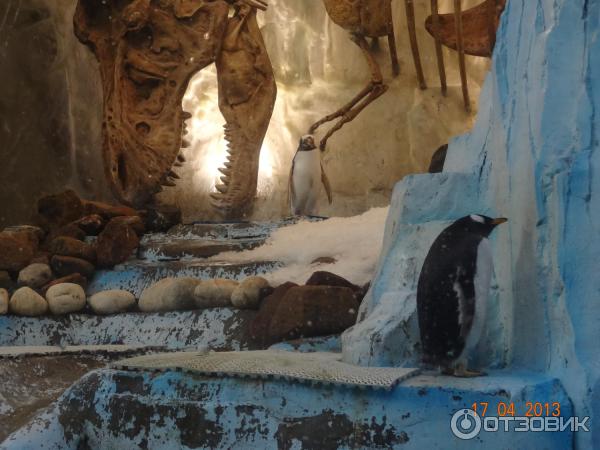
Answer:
[
  {"xmin": 417, "ymin": 214, "xmax": 507, "ymax": 377},
  {"xmin": 289, "ymin": 135, "xmax": 333, "ymax": 216}
]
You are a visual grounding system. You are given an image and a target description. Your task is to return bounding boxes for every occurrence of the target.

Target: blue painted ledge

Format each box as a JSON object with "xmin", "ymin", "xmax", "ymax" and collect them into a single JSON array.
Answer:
[{"xmin": 1, "ymin": 367, "xmax": 573, "ymax": 449}]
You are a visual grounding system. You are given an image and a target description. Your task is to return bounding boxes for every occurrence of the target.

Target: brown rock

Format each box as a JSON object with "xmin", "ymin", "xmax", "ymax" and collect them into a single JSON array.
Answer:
[
  {"xmin": 82, "ymin": 200, "xmax": 138, "ymax": 219},
  {"xmin": 265, "ymin": 285, "xmax": 359, "ymax": 346},
  {"xmin": 109, "ymin": 215, "xmax": 145, "ymax": 236},
  {"xmin": 0, "ymin": 229, "xmax": 40, "ymax": 272},
  {"xmin": 49, "ymin": 236, "xmax": 96, "ymax": 263},
  {"xmin": 45, "ymin": 223, "xmax": 86, "ymax": 244},
  {"xmin": 41, "ymin": 273, "xmax": 87, "ymax": 296},
  {"xmin": 37, "ymin": 190, "xmax": 84, "ymax": 228},
  {"xmin": 250, "ymin": 282, "xmax": 298, "ymax": 346},
  {"xmin": 2, "ymin": 225, "xmax": 45, "ymax": 243},
  {"xmin": 0, "ymin": 271, "xmax": 14, "ymax": 291},
  {"xmin": 96, "ymin": 218, "xmax": 140, "ymax": 268},
  {"xmin": 30, "ymin": 252, "xmax": 51, "ymax": 265},
  {"xmin": 141, "ymin": 205, "xmax": 182, "ymax": 232},
  {"xmin": 51, "ymin": 255, "xmax": 95, "ymax": 278},
  {"xmin": 305, "ymin": 271, "xmax": 361, "ymax": 292},
  {"xmin": 75, "ymin": 214, "xmax": 106, "ymax": 236}
]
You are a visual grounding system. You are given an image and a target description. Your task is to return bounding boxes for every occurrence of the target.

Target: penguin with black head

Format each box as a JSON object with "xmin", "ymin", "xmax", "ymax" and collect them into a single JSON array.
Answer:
[
  {"xmin": 289, "ymin": 135, "xmax": 333, "ymax": 216},
  {"xmin": 417, "ymin": 214, "xmax": 507, "ymax": 377}
]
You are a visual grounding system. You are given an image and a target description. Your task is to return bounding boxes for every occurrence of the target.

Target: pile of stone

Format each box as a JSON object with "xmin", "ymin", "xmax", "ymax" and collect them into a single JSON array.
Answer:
[
  {"xmin": 138, "ymin": 276, "xmax": 274, "ymax": 312},
  {"xmin": 0, "ymin": 275, "xmax": 276, "ymax": 317},
  {"xmin": 0, "ymin": 283, "xmax": 136, "ymax": 317},
  {"xmin": 0, "ymin": 190, "xmax": 181, "ymax": 303}
]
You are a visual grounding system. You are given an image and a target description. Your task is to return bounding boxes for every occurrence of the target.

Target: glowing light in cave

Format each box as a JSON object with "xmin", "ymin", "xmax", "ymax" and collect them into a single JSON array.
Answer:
[{"xmin": 182, "ymin": 65, "xmax": 278, "ymax": 197}]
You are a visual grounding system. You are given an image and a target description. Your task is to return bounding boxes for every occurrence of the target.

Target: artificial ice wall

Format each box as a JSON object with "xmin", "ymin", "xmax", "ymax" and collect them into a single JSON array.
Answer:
[
  {"xmin": 0, "ymin": 0, "xmax": 489, "ymax": 226},
  {"xmin": 343, "ymin": 1, "xmax": 600, "ymax": 448}
]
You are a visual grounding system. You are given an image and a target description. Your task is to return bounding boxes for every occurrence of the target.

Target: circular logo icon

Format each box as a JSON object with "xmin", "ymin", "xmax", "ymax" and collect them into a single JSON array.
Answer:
[{"xmin": 451, "ymin": 409, "xmax": 482, "ymax": 440}]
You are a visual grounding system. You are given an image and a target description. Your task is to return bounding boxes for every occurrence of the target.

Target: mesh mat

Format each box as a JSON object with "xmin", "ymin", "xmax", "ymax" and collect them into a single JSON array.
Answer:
[{"xmin": 114, "ymin": 350, "xmax": 420, "ymax": 390}]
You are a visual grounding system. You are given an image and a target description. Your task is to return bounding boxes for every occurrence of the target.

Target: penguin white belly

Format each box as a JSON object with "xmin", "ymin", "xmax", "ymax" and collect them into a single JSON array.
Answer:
[
  {"xmin": 457, "ymin": 238, "xmax": 493, "ymax": 364},
  {"xmin": 291, "ymin": 151, "xmax": 322, "ymax": 216}
]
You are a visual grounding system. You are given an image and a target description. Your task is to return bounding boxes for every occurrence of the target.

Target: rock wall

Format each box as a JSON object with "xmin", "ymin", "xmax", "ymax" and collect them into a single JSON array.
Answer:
[
  {"xmin": 0, "ymin": 0, "xmax": 110, "ymax": 229},
  {"xmin": 343, "ymin": 1, "xmax": 600, "ymax": 448}
]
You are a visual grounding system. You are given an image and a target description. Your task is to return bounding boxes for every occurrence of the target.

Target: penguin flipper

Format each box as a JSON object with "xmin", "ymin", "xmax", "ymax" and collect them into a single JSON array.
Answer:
[{"xmin": 321, "ymin": 162, "xmax": 333, "ymax": 205}]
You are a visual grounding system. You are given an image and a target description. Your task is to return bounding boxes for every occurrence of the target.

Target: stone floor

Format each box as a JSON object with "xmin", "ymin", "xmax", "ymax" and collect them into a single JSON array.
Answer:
[
  {"xmin": 0, "ymin": 353, "xmax": 115, "ymax": 442},
  {"xmin": 0, "ymin": 220, "xmax": 291, "ymax": 442}
]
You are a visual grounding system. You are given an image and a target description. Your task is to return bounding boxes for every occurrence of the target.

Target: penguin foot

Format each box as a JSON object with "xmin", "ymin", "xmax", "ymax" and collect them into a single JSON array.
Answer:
[
  {"xmin": 442, "ymin": 365, "xmax": 487, "ymax": 378},
  {"xmin": 454, "ymin": 368, "xmax": 487, "ymax": 378}
]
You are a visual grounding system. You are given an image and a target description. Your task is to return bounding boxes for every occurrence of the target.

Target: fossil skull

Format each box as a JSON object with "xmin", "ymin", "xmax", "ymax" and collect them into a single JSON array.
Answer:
[{"xmin": 74, "ymin": 0, "xmax": 276, "ymax": 218}]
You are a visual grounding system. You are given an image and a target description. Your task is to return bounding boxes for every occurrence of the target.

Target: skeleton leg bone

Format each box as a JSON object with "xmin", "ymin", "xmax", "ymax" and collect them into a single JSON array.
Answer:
[
  {"xmin": 404, "ymin": 0, "xmax": 426, "ymax": 90},
  {"xmin": 309, "ymin": 34, "xmax": 387, "ymax": 150},
  {"xmin": 431, "ymin": 0, "xmax": 447, "ymax": 95},
  {"xmin": 388, "ymin": 30, "xmax": 400, "ymax": 77},
  {"xmin": 441, "ymin": 362, "xmax": 487, "ymax": 378},
  {"xmin": 454, "ymin": 0, "xmax": 471, "ymax": 112},
  {"xmin": 317, "ymin": 83, "xmax": 388, "ymax": 150}
]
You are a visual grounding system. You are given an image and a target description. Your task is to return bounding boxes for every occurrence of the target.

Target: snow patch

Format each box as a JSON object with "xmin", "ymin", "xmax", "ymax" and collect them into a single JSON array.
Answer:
[{"xmin": 210, "ymin": 208, "xmax": 389, "ymax": 286}]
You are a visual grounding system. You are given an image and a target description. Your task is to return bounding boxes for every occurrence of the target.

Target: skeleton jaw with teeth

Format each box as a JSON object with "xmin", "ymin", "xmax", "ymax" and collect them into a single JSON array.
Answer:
[{"xmin": 74, "ymin": 0, "xmax": 276, "ymax": 218}]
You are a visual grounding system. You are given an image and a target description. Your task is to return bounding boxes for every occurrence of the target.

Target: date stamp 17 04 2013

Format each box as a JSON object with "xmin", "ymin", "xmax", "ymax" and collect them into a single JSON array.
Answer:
[{"xmin": 450, "ymin": 402, "xmax": 590, "ymax": 440}]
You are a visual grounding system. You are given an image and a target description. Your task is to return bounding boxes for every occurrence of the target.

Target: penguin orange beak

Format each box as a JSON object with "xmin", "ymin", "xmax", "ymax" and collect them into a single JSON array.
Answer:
[{"xmin": 492, "ymin": 218, "xmax": 508, "ymax": 225}]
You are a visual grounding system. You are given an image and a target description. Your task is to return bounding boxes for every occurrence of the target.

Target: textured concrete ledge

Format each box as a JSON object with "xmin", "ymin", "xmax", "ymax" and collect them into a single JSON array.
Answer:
[
  {"xmin": 0, "ymin": 309, "xmax": 258, "ymax": 350},
  {"xmin": 87, "ymin": 261, "xmax": 282, "ymax": 297},
  {"xmin": 1, "ymin": 366, "xmax": 573, "ymax": 449}
]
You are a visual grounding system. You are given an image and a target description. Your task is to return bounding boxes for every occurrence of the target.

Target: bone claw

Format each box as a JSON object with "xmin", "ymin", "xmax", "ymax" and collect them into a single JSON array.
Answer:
[
  {"xmin": 177, "ymin": 154, "xmax": 186, "ymax": 163},
  {"xmin": 168, "ymin": 170, "xmax": 180, "ymax": 179},
  {"xmin": 215, "ymin": 184, "xmax": 228, "ymax": 193},
  {"xmin": 162, "ymin": 179, "xmax": 177, "ymax": 187},
  {"xmin": 181, "ymin": 140, "xmax": 191, "ymax": 148},
  {"xmin": 218, "ymin": 167, "xmax": 232, "ymax": 176}
]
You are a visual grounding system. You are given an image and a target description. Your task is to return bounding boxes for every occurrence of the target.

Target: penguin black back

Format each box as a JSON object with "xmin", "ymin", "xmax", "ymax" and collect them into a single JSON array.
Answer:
[{"xmin": 417, "ymin": 215, "xmax": 507, "ymax": 369}]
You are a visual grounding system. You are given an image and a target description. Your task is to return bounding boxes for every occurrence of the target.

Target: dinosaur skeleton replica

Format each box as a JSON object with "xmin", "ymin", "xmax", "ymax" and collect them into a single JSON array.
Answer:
[
  {"xmin": 75, "ymin": 0, "xmax": 504, "ymax": 218},
  {"xmin": 74, "ymin": 0, "xmax": 276, "ymax": 218},
  {"xmin": 310, "ymin": 0, "xmax": 506, "ymax": 150}
]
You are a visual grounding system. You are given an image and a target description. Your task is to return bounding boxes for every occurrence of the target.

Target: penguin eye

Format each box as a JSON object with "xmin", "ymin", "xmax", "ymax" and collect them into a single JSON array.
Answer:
[{"xmin": 470, "ymin": 214, "xmax": 485, "ymax": 224}]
